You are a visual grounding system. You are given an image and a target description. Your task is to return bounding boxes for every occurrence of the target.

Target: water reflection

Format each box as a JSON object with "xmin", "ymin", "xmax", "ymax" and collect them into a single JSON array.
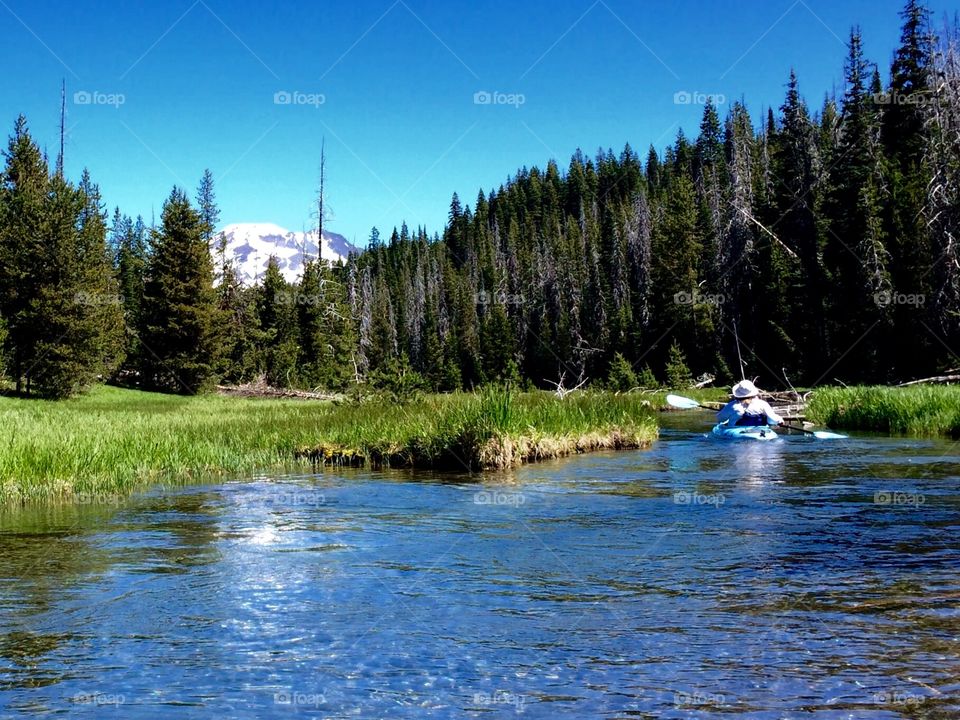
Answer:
[
  {"xmin": 0, "ymin": 425, "xmax": 958, "ymax": 718},
  {"xmin": 726, "ymin": 440, "xmax": 786, "ymax": 485}
]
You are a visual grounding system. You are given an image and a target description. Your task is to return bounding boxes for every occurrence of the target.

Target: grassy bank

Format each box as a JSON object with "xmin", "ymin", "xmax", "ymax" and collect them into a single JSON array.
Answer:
[
  {"xmin": 0, "ymin": 386, "xmax": 658, "ymax": 504},
  {"xmin": 808, "ymin": 385, "xmax": 960, "ymax": 437}
]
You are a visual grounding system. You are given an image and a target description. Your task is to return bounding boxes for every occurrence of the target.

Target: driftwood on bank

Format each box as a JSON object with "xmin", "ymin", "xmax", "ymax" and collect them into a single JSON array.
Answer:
[
  {"xmin": 764, "ymin": 390, "xmax": 812, "ymax": 404},
  {"xmin": 217, "ymin": 379, "xmax": 339, "ymax": 401},
  {"xmin": 660, "ymin": 384, "xmax": 809, "ymax": 421},
  {"xmin": 773, "ymin": 406, "xmax": 808, "ymax": 422},
  {"xmin": 898, "ymin": 372, "xmax": 960, "ymax": 386}
]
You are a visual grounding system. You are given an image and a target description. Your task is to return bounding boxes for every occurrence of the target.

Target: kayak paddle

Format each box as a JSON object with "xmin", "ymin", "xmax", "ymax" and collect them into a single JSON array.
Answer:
[
  {"xmin": 779, "ymin": 423, "xmax": 847, "ymax": 440},
  {"xmin": 665, "ymin": 393, "xmax": 848, "ymax": 440},
  {"xmin": 666, "ymin": 394, "xmax": 717, "ymax": 410}
]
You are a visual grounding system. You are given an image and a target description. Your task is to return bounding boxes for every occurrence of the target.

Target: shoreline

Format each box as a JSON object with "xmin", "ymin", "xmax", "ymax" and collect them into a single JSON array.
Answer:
[
  {"xmin": 806, "ymin": 385, "xmax": 960, "ymax": 438},
  {"xmin": 293, "ymin": 427, "xmax": 655, "ymax": 472},
  {"xmin": 0, "ymin": 386, "xmax": 658, "ymax": 505},
  {"xmin": 3, "ymin": 383, "xmax": 955, "ymax": 506}
]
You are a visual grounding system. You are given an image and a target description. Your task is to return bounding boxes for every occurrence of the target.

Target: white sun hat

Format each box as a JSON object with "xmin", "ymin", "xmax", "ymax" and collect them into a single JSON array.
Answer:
[{"xmin": 732, "ymin": 380, "xmax": 760, "ymax": 399}]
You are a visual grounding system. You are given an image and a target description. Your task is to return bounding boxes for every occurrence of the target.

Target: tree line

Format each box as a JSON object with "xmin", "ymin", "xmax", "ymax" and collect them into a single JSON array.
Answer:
[{"xmin": 1, "ymin": 1, "xmax": 958, "ymax": 399}]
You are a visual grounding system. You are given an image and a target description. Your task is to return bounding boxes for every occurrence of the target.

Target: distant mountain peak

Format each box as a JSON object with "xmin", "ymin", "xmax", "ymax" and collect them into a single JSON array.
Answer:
[{"xmin": 215, "ymin": 223, "xmax": 359, "ymax": 284}]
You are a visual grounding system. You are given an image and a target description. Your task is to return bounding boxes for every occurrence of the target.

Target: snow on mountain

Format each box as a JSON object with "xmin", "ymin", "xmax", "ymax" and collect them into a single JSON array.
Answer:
[{"xmin": 216, "ymin": 223, "xmax": 360, "ymax": 285}]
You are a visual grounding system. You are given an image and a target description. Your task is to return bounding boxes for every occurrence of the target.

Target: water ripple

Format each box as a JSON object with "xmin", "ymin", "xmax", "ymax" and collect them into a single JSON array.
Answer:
[{"xmin": 1, "ymin": 421, "xmax": 959, "ymax": 718}]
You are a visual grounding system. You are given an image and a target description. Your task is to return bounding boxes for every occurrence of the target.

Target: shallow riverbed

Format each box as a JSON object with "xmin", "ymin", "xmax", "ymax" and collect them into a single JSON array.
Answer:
[{"xmin": 2, "ymin": 414, "xmax": 959, "ymax": 718}]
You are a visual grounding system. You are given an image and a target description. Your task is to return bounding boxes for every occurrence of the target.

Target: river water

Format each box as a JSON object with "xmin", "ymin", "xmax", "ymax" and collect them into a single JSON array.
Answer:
[{"xmin": 1, "ymin": 414, "xmax": 959, "ymax": 718}]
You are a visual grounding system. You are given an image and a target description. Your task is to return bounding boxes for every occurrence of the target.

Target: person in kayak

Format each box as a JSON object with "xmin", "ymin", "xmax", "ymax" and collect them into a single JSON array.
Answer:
[{"xmin": 717, "ymin": 380, "xmax": 784, "ymax": 427}]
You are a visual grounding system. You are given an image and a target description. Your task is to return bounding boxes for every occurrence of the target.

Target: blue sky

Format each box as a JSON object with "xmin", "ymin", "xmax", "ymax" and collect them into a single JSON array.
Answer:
[{"xmin": 0, "ymin": 0, "xmax": 951, "ymax": 246}]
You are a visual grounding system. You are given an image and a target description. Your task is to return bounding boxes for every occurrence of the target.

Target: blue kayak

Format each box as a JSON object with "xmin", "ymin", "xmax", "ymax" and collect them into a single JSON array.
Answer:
[{"xmin": 712, "ymin": 423, "xmax": 778, "ymax": 441}]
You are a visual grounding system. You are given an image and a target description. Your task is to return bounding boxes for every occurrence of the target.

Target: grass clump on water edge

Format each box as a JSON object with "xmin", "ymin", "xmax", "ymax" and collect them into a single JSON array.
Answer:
[
  {"xmin": 301, "ymin": 384, "xmax": 658, "ymax": 471},
  {"xmin": 0, "ymin": 385, "xmax": 658, "ymax": 504},
  {"xmin": 807, "ymin": 385, "xmax": 960, "ymax": 437}
]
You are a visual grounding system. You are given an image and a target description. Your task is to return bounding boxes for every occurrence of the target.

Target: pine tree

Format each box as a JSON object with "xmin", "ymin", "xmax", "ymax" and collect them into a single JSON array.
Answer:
[
  {"xmin": 445, "ymin": 192, "xmax": 466, "ymax": 267},
  {"xmin": 0, "ymin": 120, "xmax": 122, "ymax": 397},
  {"xmin": 297, "ymin": 259, "xmax": 327, "ymax": 387},
  {"xmin": 771, "ymin": 71, "xmax": 827, "ymax": 380},
  {"xmin": 140, "ymin": 188, "xmax": 219, "ymax": 393},
  {"xmin": 665, "ymin": 340, "xmax": 693, "ymax": 388},
  {"xmin": 29, "ymin": 173, "xmax": 90, "ymax": 397},
  {"xmin": 645, "ymin": 145, "xmax": 662, "ymax": 192},
  {"xmin": 720, "ymin": 101, "xmax": 765, "ymax": 373},
  {"xmin": 17, "ymin": 170, "xmax": 124, "ymax": 397},
  {"xmin": 884, "ymin": 1, "xmax": 937, "ymax": 377},
  {"xmin": 695, "ymin": 98, "xmax": 725, "ymax": 180},
  {"xmin": 367, "ymin": 274, "xmax": 398, "ymax": 375},
  {"xmin": 480, "ymin": 301, "xmax": 515, "ymax": 381},
  {"xmin": 625, "ymin": 189, "xmax": 653, "ymax": 350},
  {"xmin": 0, "ymin": 116, "xmax": 46, "ymax": 393},
  {"xmin": 606, "ymin": 352, "xmax": 638, "ymax": 391},
  {"xmin": 823, "ymin": 28, "xmax": 892, "ymax": 380},
  {"xmin": 76, "ymin": 171, "xmax": 125, "ymax": 379},
  {"xmin": 215, "ymin": 260, "xmax": 261, "ymax": 384},
  {"xmin": 450, "ymin": 273, "xmax": 481, "ymax": 388},
  {"xmin": 652, "ymin": 173, "xmax": 702, "ymax": 370},
  {"xmin": 322, "ymin": 263, "xmax": 359, "ymax": 390},
  {"xmin": 256, "ymin": 256, "xmax": 299, "ymax": 387},
  {"xmin": 115, "ymin": 214, "xmax": 148, "ymax": 373},
  {"xmin": 887, "ymin": 0, "xmax": 934, "ymax": 151},
  {"xmin": 196, "ymin": 169, "xmax": 220, "ymax": 251}
]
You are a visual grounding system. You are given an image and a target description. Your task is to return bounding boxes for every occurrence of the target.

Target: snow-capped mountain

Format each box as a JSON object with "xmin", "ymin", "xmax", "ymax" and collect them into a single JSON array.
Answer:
[{"xmin": 215, "ymin": 223, "xmax": 360, "ymax": 285}]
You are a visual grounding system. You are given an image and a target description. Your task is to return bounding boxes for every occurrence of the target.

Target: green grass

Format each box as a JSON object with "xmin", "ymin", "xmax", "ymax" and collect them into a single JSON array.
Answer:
[
  {"xmin": 654, "ymin": 387, "xmax": 730, "ymax": 407},
  {"xmin": 0, "ymin": 385, "xmax": 658, "ymax": 504},
  {"xmin": 807, "ymin": 385, "xmax": 960, "ymax": 437}
]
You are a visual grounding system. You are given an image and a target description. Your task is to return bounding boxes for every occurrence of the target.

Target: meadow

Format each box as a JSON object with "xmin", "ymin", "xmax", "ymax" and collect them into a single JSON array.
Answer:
[
  {"xmin": 807, "ymin": 385, "xmax": 960, "ymax": 437},
  {"xmin": 0, "ymin": 385, "xmax": 659, "ymax": 504}
]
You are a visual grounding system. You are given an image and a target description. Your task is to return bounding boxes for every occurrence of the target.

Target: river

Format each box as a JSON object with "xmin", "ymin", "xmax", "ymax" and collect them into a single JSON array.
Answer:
[{"xmin": 1, "ymin": 414, "xmax": 959, "ymax": 718}]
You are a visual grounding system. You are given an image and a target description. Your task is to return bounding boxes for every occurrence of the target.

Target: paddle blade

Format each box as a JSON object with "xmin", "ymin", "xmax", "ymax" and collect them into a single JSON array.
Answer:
[
  {"xmin": 666, "ymin": 394, "xmax": 702, "ymax": 410},
  {"xmin": 812, "ymin": 430, "xmax": 848, "ymax": 440}
]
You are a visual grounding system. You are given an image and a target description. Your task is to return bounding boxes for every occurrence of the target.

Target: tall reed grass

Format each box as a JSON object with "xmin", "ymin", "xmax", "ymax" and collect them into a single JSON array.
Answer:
[
  {"xmin": 0, "ymin": 385, "xmax": 658, "ymax": 504},
  {"xmin": 807, "ymin": 385, "xmax": 960, "ymax": 437}
]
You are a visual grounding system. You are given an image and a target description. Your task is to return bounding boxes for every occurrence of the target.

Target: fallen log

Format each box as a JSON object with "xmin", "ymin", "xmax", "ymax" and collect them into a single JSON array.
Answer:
[
  {"xmin": 217, "ymin": 382, "xmax": 339, "ymax": 401},
  {"xmin": 898, "ymin": 373, "xmax": 960, "ymax": 386}
]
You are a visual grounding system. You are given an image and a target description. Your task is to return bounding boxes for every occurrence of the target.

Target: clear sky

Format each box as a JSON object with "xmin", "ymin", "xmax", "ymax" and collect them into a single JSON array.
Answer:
[{"xmin": 0, "ymin": 0, "xmax": 952, "ymax": 246}]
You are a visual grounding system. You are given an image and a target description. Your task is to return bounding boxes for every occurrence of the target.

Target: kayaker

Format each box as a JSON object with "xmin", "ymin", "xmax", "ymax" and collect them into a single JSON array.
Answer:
[{"xmin": 717, "ymin": 380, "xmax": 784, "ymax": 427}]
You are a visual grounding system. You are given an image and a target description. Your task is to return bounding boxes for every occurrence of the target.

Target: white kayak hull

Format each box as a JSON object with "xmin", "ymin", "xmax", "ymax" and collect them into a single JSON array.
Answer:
[{"xmin": 712, "ymin": 424, "xmax": 778, "ymax": 441}]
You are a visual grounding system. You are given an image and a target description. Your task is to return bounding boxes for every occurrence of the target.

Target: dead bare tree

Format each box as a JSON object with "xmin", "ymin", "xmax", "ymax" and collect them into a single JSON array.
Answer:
[
  {"xmin": 544, "ymin": 371, "xmax": 588, "ymax": 399},
  {"xmin": 925, "ymin": 21, "xmax": 960, "ymax": 340},
  {"xmin": 317, "ymin": 137, "xmax": 325, "ymax": 262}
]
